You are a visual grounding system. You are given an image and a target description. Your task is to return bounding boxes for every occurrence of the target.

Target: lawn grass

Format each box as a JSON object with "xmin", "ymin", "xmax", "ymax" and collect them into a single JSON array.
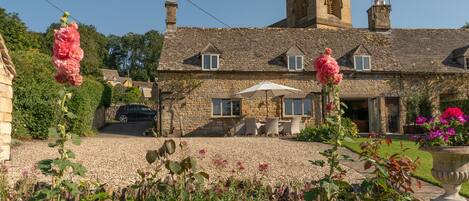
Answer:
[{"xmin": 342, "ymin": 138, "xmax": 469, "ymax": 197}]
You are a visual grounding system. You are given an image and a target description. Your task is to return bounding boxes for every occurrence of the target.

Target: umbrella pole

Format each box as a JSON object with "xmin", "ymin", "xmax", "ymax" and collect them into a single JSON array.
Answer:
[{"xmin": 265, "ymin": 91, "xmax": 269, "ymax": 118}]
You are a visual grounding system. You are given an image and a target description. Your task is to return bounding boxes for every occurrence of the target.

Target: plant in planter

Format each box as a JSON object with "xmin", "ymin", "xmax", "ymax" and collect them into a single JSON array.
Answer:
[{"xmin": 414, "ymin": 107, "xmax": 469, "ymax": 201}]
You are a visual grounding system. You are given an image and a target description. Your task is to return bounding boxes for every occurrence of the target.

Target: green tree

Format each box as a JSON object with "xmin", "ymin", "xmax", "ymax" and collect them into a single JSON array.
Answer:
[{"xmin": 0, "ymin": 8, "xmax": 44, "ymax": 51}]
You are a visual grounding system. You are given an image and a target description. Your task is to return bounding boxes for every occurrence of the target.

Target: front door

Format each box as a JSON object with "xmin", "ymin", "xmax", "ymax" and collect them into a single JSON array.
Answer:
[
  {"xmin": 343, "ymin": 99, "xmax": 370, "ymax": 133},
  {"xmin": 385, "ymin": 97, "xmax": 400, "ymax": 133},
  {"xmin": 368, "ymin": 97, "xmax": 381, "ymax": 133}
]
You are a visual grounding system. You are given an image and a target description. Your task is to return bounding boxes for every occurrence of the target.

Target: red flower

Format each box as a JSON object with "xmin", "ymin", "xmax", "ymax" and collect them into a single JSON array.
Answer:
[
  {"xmin": 197, "ymin": 148, "xmax": 207, "ymax": 159},
  {"xmin": 441, "ymin": 107, "xmax": 464, "ymax": 122},
  {"xmin": 236, "ymin": 161, "xmax": 246, "ymax": 171},
  {"xmin": 258, "ymin": 163, "xmax": 269, "ymax": 173},
  {"xmin": 326, "ymin": 102, "xmax": 335, "ymax": 113}
]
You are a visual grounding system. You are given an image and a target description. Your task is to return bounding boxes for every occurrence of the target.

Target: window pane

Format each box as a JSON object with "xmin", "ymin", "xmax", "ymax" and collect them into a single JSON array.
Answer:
[
  {"xmin": 355, "ymin": 56, "xmax": 364, "ymax": 71},
  {"xmin": 211, "ymin": 55, "xmax": 218, "ymax": 69},
  {"xmin": 363, "ymin": 57, "xmax": 370, "ymax": 70},
  {"xmin": 288, "ymin": 56, "xmax": 296, "ymax": 70},
  {"xmin": 222, "ymin": 100, "xmax": 232, "ymax": 116},
  {"xmin": 232, "ymin": 100, "xmax": 241, "ymax": 116},
  {"xmin": 212, "ymin": 99, "xmax": 221, "ymax": 116},
  {"xmin": 293, "ymin": 99, "xmax": 303, "ymax": 115},
  {"xmin": 203, "ymin": 55, "xmax": 211, "ymax": 70},
  {"xmin": 285, "ymin": 99, "xmax": 293, "ymax": 115},
  {"xmin": 303, "ymin": 99, "xmax": 312, "ymax": 115},
  {"xmin": 296, "ymin": 56, "xmax": 303, "ymax": 69}
]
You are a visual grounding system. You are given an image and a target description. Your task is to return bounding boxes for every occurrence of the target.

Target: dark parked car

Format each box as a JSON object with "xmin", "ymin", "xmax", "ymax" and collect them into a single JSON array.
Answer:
[{"xmin": 116, "ymin": 104, "xmax": 157, "ymax": 123}]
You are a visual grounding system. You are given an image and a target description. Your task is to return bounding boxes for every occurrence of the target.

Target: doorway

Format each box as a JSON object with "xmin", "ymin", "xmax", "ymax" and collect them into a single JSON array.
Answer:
[
  {"xmin": 385, "ymin": 97, "xmax": 400, "ymax": 133},
  {"xmin": 342, "ymin": 99, "xmax": 369, "ymax": 133}
]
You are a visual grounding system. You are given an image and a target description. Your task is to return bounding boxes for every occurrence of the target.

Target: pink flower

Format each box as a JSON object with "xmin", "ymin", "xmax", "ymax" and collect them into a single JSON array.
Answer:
[
  {"xmin": 197, "ymin": 149, "xmax": 207, "ymax": 159},
  {"xmin": 428, "ymin": 129, "xmax": 443, "ymax": 140},
  {"xmin": 314, "ymin": 48, "xmax": 342, "ymax": 85},
  {"xmin": 52, "ymin": 22, "xmax": 84, "ymax": 86},
  {"xmin": 180, "ymin": 140, "xmax": 188, "ymax": 146},
  {"xmin": 236, "ymin": 161, "xmax": 245, "ymax": 171},
  {"xmin": 415, "ymin": 116, "xmax": 427, "ymax": 125},
  {"xmin": 326, "ymin": 102, "xmax": 334, "ymax": 113},
  {"xmin": 212, "ymin": 155, "xmax": 228, "ymax": 169},
  {"xmin": 443, "ymin": 128, "xmax": 456, "ymax": 142}
]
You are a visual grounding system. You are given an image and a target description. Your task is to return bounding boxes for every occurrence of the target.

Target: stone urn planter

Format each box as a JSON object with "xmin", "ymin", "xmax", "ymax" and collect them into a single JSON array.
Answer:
[{"xmin": 421, "ymin": 146, "xmax": 469, "ymax": 201}]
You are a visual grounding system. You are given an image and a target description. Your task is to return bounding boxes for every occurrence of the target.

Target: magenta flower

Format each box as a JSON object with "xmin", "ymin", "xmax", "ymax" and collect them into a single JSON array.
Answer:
[
  {"xmin": 443, "ymin": 128, "xmax": 456, "ymax": 142},
  {"xmin": 415, "ymin": 116, "xmax": 427, "ymax": 125},
  {"xmin": 464, "ymin": 115, "xmax": 469, "ymax": 122},
  {"xmin": 428, "ymin": 130, "xmax": 443, "ymax": 140}
]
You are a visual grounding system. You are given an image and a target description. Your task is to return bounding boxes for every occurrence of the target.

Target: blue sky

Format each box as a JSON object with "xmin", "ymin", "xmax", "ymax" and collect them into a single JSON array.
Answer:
[{"xmin": 1, "ymin": 0, "xmax": 468, "ymax": 35}]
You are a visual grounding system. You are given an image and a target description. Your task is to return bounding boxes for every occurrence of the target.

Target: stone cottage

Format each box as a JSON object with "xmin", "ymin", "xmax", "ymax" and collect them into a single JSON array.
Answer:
[
  {"xmin": 0, "ymin": 34, "xmax": 16, "ymax": 160},
  {"xmin": 157, "ymin": 0, "xmax": 469, "ymax": 136}
]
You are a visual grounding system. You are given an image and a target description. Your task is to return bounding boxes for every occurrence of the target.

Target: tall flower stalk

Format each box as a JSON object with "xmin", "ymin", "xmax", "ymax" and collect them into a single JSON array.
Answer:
[
  {"xmin": 36, "ymin": 12, "xmax": 86, "ymax": 201},
  {"xmin": 309, "ymin": 48, "xmax": 348, "ymax": 200}
]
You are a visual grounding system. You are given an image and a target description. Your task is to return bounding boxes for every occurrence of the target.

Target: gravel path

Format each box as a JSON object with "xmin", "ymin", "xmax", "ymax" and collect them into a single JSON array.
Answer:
[{"xmin": 9, "ymin": 136, "xmax": 364, "ymax": 188}]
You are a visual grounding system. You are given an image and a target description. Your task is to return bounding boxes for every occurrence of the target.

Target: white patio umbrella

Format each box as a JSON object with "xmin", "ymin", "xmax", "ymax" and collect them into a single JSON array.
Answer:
[{"xmin": 236, "ymin": 81, "xmax": 302, "ymax": 117}]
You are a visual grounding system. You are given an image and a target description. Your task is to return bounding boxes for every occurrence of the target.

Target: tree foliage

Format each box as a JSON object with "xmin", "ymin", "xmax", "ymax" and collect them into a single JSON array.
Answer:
[
  {"xmin": 463, "ymin": 22, "xmax": 469, "ymax": 29},
  {"xmin": 105, "ymin": 31, "xmax": 163, "ymax": 81},
  {"xmin": 0, "ymin": 8, "xmax": 44, "ymax": 51}
]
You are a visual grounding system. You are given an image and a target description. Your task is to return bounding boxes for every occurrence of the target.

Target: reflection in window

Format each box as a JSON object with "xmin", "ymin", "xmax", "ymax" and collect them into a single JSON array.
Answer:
[
  {"xmin": 212, "ymin": 99, "xmax": 241, "ymax": 117},
  {"xmin": 284, "ymin": 98, "xmax": 312, "ymax": 116}
]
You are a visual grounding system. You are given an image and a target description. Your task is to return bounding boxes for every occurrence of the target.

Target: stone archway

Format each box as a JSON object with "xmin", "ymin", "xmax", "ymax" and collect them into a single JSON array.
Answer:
[{"xmin": 0, "ymin": 34, "xmax": 16, "ymax": 161}]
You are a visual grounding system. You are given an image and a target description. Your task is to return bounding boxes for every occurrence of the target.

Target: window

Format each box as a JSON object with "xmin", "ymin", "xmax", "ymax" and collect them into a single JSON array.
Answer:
[
  {"xmin": 287, "ymin": 55, "xmax": 304, "ymax": 71},
  {"xmin": 327, "ymin": 0, "xmax": 342, "ymax": 19},
  {"xmin": 284, "ymin": 98, "xmax": 312, "ymax": 116},
  {"xmin": 354, "ymin": 55, "xmax": 371, "ymax": 71},
  {"xmin": 212, "ymin": 99, "xmax": 241, "ymax": 117},
  {"xmin": 202, "ymin": 54, "xmax": 219, "ymax": 70}
]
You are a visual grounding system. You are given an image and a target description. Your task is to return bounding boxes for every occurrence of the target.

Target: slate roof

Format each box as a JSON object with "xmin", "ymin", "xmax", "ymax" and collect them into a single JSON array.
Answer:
[
  {"xmin": 133, "ymin": 81, "xmax": 154, "ymax": 88},
  {"xmin": 158, "ymin": 27, "xmax": 469, "ymax": 73},
  {"xmin": 101, "ymin": 69, "xmax": 120, "ymax": 81}
]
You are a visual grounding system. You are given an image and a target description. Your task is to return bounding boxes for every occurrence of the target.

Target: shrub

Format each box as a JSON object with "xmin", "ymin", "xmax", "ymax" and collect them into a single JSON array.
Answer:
[
  {"xmin": 68, "ymin": 77, "xmax": 111, "ymax": 136},
  {"xmin": 297, "ymin": 117, "xmax": 358, "ymax": 142},
  {"xmin": 111, "ymin": 86, "xmax": 141, "ymax": 104},
  {"xmin": 405, "ymin": 95, "xmax": 433, "ymax": 124},
  {"xmin": 11, "ymin": 50, "xmax": 60, "ymax": 139}
]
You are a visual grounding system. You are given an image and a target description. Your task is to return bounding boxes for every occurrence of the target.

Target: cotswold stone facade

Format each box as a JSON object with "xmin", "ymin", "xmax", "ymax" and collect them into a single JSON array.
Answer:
[
  {"xmin": 0, "ymin": 35, "xmax": 15, "ymax": 161},
  {"xmin": 157, "ymin": 0, "xmax": 469, "ymax": 136}
]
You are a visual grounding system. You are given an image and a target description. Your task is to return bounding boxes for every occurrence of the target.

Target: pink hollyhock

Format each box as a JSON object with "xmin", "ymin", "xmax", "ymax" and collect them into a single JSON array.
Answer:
[
  {"xmin": 52, "ymin": 22, "xmax": 83, "ymax": 86},
  {"xmin": 314, "ymin": 48, "xmax": 342, "ymax": 85}
]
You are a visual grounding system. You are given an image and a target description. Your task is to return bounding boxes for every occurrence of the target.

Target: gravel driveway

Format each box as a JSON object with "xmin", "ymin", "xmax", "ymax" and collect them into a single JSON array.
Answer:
[{"xmin": 9, "ymin": 135, "xmax": 364, "ymax": 188}]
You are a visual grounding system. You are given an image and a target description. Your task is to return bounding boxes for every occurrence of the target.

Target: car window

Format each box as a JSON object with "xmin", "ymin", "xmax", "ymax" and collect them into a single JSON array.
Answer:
[{"xmin": 141, "ymin": 107, "xmax": 151, "ymax": 111}]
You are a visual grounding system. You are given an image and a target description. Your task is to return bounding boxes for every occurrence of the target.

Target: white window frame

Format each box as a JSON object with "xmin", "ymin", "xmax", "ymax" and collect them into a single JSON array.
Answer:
[
  {"xmin": 212, "ymin": 99, "xmax": 241, "ymax": 118},
  {"xmin": 353, "ymin": 55, "xmax": 372, "ymax": 71},
  {"xmin": 202, "ymin": 54, "xmax": 220, "ymax": 71},
  {"xmin": 287, "ymin": 55, "xmax": 304, "ymax": 71},
  {"xmin": 283, "ymin": 98, "xmax": 312, "ymax": 117}
]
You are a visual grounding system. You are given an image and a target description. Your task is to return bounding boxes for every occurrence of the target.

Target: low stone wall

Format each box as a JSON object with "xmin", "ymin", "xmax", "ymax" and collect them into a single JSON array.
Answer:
[{"xmin": 93, "ymin": 107, "xmax": 107, "ymax": 129}]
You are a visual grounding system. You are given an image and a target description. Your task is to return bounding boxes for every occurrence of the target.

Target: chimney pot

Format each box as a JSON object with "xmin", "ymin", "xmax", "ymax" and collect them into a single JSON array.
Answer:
[{"xmin": 165, "ymin": 0, "xmax": 178, "ymax": 33}]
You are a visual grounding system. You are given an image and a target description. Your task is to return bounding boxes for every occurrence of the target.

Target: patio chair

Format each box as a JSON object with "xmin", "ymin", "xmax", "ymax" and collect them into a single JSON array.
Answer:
[
  {"xmin": 285, "ymin": 116, "xmax": 302, "ymax": 135},
  {"xmin": 265, "ymin": 117, "xmax": 279, "ymax": 137},
  {"xmin": 245, "ymin": 118, "xmax": 258, "ymax": 136}
]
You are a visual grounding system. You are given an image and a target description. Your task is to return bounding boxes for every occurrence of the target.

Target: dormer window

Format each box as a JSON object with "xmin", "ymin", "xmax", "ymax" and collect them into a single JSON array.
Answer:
[
  {"xmin": 354, "ymin": 55, "xmax": 371, "ymax": 71},
  {"xmin": 202, "ymin": 54, "xmax": 219, "ymax": 70},
  {"xmin": 200, "ymin": 43, "xmax": 221, "ymax": 71},
  {"xmin": 285, "ymin": 45, "xmax": 306, "ymax": 71},
  {"xmin": 288, "ymin": 55, "xmax": 304, "ymax": 70}
]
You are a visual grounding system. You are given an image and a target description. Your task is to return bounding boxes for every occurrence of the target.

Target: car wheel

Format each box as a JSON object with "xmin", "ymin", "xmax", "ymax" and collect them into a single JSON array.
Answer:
[{"xmin": 119, "ymin": 115, "xmax": 128, "ymax": 124}]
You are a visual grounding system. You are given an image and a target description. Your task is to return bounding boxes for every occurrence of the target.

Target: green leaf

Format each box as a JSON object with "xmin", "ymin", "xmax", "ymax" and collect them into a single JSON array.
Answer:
[
  {"xmin": 65, "ymin": 150, "xmax": 76, "ymax": 159},
  {"xmin": 146, "ymin": 150, "xmax": 159, "ymax": 164},
  {"xmin": 37, "ymin": 159, "xmax": 54, "ymax": 176},
  {"xmin": 164, "ymin": 140, "xmax": 176, "ymax": 155},
  {"xmin": 166, "ymin": 161, "xmax": 182, "ymax": 174},
  {"xmin": 48, "ymin": 142, "xmax": 59, "ymax": 148},
  {"xmin": 344, "ymin": 137, "xmax": 355, "ymax": 143},
  {"xmin": 66, "ymin": 112, "xmax": 77, "ymax": 119},
  {"xmin": 62, "ymin": 180, "xmax": 80, "ymax": 196},
  {"xmin": 48, "ymin": 127, "xmax": 59, "ymax": 138},
  {"xmin": 309, "ymin": 160, "xmax": 325, "ymax": 167},
  {"xmin": 71, "ymin": 134, "xmax": 81, "ymax": 145},
  {"xmin": 194, "ymin": 172, "xmax": 207, "ymax": 183}
]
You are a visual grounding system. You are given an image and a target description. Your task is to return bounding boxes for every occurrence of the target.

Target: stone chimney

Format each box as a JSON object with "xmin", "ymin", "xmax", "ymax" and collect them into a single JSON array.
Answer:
[
  {"xmin": 165, "ymin": 0, "xmax": 178, "ymax": 33},
  {"xmin": 367, "ymin": 0, "xmax": 392, "ymax": 31}
]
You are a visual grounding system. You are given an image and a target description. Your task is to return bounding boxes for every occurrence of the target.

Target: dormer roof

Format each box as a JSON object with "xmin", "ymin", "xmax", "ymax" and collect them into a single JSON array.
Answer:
[
  {"xmin": 201, "ymin": 43, "xmax": 221, "ymax": 55},
  {"xmin": 285, "ymin": 45, "xmax": 306, "ymax": 56},
  {"xmin": 350, "ymin": 44, "xmax": 372, "ymax": 56},
  {"xmin": 452, "ymin": 46, "xmax": 469, "ymax": 58}
]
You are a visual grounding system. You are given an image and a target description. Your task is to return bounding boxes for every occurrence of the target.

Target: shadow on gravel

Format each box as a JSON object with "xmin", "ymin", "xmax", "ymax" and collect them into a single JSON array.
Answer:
[{"xmin": 98, "ymin": 121, "xmax": 154, "ymax": 138}]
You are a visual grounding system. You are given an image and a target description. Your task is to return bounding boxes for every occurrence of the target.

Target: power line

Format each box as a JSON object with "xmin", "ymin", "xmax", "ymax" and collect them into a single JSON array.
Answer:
[
  {"xmin": 184, "ymin": 0, "xmax": 232, "ymax": 28},
  {"xmin": 43, "ymin": 0, "xmax": 82, "ymax": 24}
]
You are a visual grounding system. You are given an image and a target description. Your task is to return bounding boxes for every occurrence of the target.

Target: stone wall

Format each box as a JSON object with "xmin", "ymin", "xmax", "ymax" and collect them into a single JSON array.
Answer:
[
  {"xmin": 158, "ymin": 72, "xmax": 407, "ymax": 136},
  {"xmin": 0, "ymin": 35, "xmax": 15, "ymax": 161}
]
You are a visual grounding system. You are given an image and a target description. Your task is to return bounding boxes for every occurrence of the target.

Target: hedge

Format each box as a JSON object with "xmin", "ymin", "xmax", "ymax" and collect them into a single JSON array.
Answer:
[
  {"xmin": 440, "ymin": 100, "xmax": 469, "ymax": 114},
  {"xmin": 12, "ymin": 50, "xmax": 61, "ymax": 139},
  {"xmin": 68, "ymin": 77, "xmax": 112, "ymax": 136},
  {"xmin": 11, "ymin": 50, "xmax": 111, "ymax": 139}
]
